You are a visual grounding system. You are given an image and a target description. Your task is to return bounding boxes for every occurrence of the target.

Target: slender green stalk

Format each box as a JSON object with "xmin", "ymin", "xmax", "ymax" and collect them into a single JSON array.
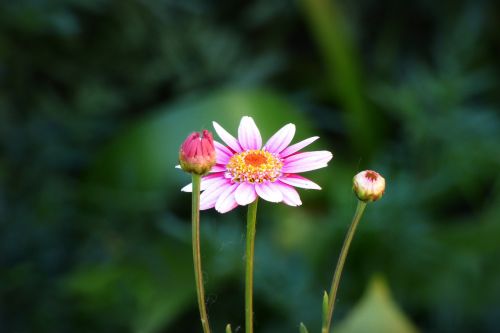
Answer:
[
  {"xmin": 322, "ymin": 200, "xmax": 367, "ymax": 333},
  {"xmin": 245, "ymin": 199, "xmax": 259, "ymax": 333},
  {"xmin": 191, "ymin": 174, "xmax": 211, "ymax": 333}
]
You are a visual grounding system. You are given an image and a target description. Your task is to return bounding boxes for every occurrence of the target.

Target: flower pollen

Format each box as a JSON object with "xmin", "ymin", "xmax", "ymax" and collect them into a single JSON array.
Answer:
[
  {"xmin": 365, "ymin": 171, "xmax": 378, "ymax": 182},
  {"xmin": 244, "ymin": 153, "xmax": 267, "ymax": 167},
  {"xmin": 227, "ymin": 150, "xmax": 283, "ymax": 183}
]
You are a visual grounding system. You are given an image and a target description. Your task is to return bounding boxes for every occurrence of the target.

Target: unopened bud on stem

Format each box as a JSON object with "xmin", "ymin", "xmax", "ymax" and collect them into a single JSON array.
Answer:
[
  {"xmin": 353, "ymin": 170, "xmax": 386, "ymax": 202},
  {"xmin": 179, "ymin": 130, "xmax": 216, "ymax": 175}
]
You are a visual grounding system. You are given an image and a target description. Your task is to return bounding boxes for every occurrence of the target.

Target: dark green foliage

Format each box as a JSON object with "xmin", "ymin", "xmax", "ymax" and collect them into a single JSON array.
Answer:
[{"xmin": 1, "ymin": 0, "xmax": 499, "ymax": 332}]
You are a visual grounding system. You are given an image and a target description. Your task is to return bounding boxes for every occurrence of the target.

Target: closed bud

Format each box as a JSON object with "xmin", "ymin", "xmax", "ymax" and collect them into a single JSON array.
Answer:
[
  {"xmin": 353, "ymin": 170, "xmax": 386, "ymax": 202},
  {"xmin": 179, "ymin": 130, "xmax": 216, "ymax": 175}
]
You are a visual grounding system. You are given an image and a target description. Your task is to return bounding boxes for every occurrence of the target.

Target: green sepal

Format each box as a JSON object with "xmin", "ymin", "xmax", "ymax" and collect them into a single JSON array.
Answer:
[
  {"xmin": 299, "ymin": 322, "xmax": 309, "ymax": 333},
  {"xmin": 225, "ymin": 324, "xmax": 232, "ymax": 333},
  {"xmin": 322, "ymin": 290, "xmax": 329, "ymax": 328}
]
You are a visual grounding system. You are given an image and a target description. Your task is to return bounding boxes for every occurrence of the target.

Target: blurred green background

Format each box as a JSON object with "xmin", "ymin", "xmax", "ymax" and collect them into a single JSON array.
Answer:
[{"xmin": 1, "ymin": 0, "xmax": 500, "ymax": 332}]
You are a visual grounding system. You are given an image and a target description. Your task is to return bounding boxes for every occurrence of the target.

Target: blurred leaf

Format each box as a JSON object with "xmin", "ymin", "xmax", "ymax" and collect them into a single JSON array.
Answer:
[
  {"xmin": 300, "ymin": 0, "xmax": 376, "ymax": 156},
  {"xmin": 334, "ymin": 276, "xmax": 419, "ymax": 333},
  {"xmin": 65, "ymin": 240, "xmax": 195, "ymax": 333}
]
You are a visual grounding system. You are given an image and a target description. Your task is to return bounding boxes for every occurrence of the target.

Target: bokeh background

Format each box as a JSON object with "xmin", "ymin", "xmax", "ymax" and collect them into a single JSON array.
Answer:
[{"xmin": 1, "ymin": 0, "xmax": 500, "ymax": 332}]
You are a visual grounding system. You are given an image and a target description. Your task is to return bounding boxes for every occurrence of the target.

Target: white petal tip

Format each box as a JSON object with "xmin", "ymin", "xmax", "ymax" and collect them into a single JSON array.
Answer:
[
  {"xmin": 256, "ymin": 193, "xmax": 282, "ymax": 202},
  {"xmin": 215, "ymin": 206, "xmax": 235, "ymax": 214},
  {"xmin": 235, "ymin": 198, "xmax": 256, "ymax": 206},
  {"xmin": 212, "ymin": 121, "xmax": 223, "ymax": 131}
]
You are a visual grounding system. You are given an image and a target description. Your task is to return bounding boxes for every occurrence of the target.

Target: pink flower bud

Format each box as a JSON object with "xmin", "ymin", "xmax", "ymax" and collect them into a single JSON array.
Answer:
[
  {"xmin": 179, "ymin": 130, "xmax": 216, "ymax": 175},
  {"xmin": 353, "ymin": 170, "xmax": 386, "ymax": 202}
]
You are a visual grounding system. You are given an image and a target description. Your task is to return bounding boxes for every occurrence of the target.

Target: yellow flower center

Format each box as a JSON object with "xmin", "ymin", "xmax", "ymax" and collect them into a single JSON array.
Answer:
[{"xmin": 226, "ymin": 150, "xmax": 283, "ymax": 183}]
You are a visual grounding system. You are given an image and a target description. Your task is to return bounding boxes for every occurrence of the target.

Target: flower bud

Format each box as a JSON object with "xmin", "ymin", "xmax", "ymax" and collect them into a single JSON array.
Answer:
[
  {"xmin": 179, "ymin": 130, "xmax": 216, "ymax": 175},
  {"xmin": 353, "ymin": 170, "xmax": 386, "ymax": 202}
]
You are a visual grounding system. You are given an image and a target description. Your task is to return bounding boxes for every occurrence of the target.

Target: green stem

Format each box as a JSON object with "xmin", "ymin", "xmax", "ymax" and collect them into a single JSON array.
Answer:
[
  {"xmin": 191, "ymin": 174, "xmax": 211, "ymax": 333},
  {"xmin": 245, "ymin": 199, "xmax": 259, "ymax": 333},
  {"xmin": 322, "ymin": 200, "xmax": 367, "ymax": 333}
]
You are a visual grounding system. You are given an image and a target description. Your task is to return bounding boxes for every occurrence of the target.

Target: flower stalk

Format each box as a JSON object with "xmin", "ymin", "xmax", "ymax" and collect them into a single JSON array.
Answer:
[
  {"xmin": 321, "ymin": 170, "xmax": 385, "ymax": 332},
  {"xmin": 245, "ymin": 198, "xmax": 259, "ymax": 333},
  {"xmin": 191, "ymin": 174, "xmax": 211, "ymax": 333},
  {"xmin": 322, "ymin": 200, "xmax": 367, "ymax": 333}
]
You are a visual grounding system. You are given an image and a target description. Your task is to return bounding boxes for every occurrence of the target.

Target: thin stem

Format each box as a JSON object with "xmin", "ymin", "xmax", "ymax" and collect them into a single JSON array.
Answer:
[
  {"xmin": 191, "ymin": 174, "xmax": 211, "ymax": 333},
  {"xmin": 322, "ymin": 200, "xmax": 367, "ymax": 333},
  {"xmin": 245, "ymin": 199, "xmax": 259, "ymax": 333}
]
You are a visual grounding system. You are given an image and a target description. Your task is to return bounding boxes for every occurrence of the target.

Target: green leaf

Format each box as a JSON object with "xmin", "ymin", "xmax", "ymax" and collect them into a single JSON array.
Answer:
[
  {"xmin": 333, "ymin": 276, "xmax": 419, "ymax": 333},
  {"xmin": 225, "ymin": 324, "xmax": 232, "ymax": 333},
  {"xmin": 300, "ymin": 322, "xmax": 309, "ymax": 333}
]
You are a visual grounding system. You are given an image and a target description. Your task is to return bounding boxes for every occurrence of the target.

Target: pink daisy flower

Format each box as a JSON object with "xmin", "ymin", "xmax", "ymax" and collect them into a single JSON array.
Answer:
[{"xmin": 182, "ymin": 116, "xmax": 333, "ymax": 213}]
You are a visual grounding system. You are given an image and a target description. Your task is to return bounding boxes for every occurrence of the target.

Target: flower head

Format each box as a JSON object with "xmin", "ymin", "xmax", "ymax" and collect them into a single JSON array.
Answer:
[
  {"xmin": 353, "ymin": 170, "xmax": 386, "ymax": 202},
  {"xmin": 181, "ymin": 116, "xmax": 333, "ymax": 213},
  {"xmin": 179, "ymin": 130, "xmax": 216, "ymax": 175}
]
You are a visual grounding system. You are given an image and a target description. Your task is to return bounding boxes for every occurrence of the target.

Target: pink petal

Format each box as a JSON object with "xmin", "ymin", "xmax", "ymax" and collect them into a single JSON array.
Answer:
[
  {"xmin": 181, "ymin": 173, "xmax": 225, "ymax": 192},
  {"xmin": 280, "ymin": 136, "xmax": 319, "ymax": 157},
  {"xmin": 214, "ymin": 141, "xmax": 233, "ymax": 164},
  {"xmin": 210, "ymin": 164, "xmax": 227, "ymax": 173},
  {"xmin": 213, "ymin": 121, "xmax": 242, "ymax": 152},
  {"xmin": 284, "ymin": 150, "xmax": 332, "ymax": 163},
  {"xmin": 215, "ymin": 183, "xmax": 239, "ymax": 213},
  {"xmin": 238, "ymin": 116, "xmax": 262, "ymax": 150},
  {"xmin": 255, "ymin": 182, "xmax": 283, "ymax": 203},
  {"xmin": 279, "ymin": 174, "xmax": 322, "ymax": 190},
  {"xmin": 234, "ymin": 182, "xmax": 257, "ymax": 205},
  {"xmin": 200, "ymin": 179, "xmax": 232, "ymax": 210},
  {"xmin": 200, "ymin": 199, "xmax": 217, "ymax": 210},
  {"xmin": 276, "ymin": 182, "xmax": 302, "ymax": 206},
  {"xmin": 282, "ymin": 151, "xmax": 333, "ymax": 173},
  {"xmin": 264, "ymin": 123, "xmax": 295, "ymax": 154}
]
